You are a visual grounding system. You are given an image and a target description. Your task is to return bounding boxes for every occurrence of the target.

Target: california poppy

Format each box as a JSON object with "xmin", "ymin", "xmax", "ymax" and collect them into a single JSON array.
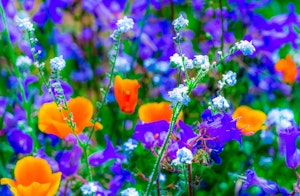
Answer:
[
  {"xmin": 275, "ymin": 54, "xmax": 298, "ymax": 84},
  {"xmin": 1, "ymin": 156, "xmax": 61, "ymax": 196},
  {"xmin": 114, "ymin": 75, "xmax": 140, "ymax": 114},
  {"xmin": 38, "ymin": 97, "xmax": 103, "ymax": 139},
  {"xmin": 138, "ymin": 102, "xmax": 183, "ymax": 123},
  {"xmin": 232, "ymin": 105, "xmax": 267, "ymax": 136}
]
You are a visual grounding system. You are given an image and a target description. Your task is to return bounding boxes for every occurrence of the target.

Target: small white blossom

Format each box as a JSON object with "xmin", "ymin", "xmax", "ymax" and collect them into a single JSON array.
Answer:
[
  {"xmin": 121, "ymin": 188, "xmax": 139, "ymax": 196},
  {"xmin": 172, "ymin": 147, "xmax": 193, "ymax": 165},
  {"xmin": 15, "ymin": 17, "xmax": 34, "ymax": 31},
  {"xmin": 115, "ymin": 56, "xmax": 130, "ymax": 72},
  {"xmin": 266, "ymin": 108, "xmax": 294, "ymax": 130},
  {"xmin": 50, "ymin": 55, "xmax": 66, "ymax": 71},
  {"xmin": 211, "ymin": 95, "xmax": 229, "ymax": 110},
  {"xmin": 235, "ymin": 40, "xmax": 255, "ymax": 56},
  {"xmin": 193, "ymin": 55, "xmax": 210, "ymax": 70},
  {"xmin": 172, "ymin": 14, "xmax": 189, "ymax": 33},
  {"xmin": 168, "ymin": 84, "xmax": 190, "ymax": 107},
  {"xmin": 16, "ymin": 56, "xmax": 32, "ymax": 67},
  {"xmin": 219, "ymin": 70, "xmax": 237, "ymax": 89},
  {"xmin": 170, "ymin": 53, "xmax": 193, "ymax": 71},
  {"xmin": 117, "ymin": 16, "xmax": 134, "ymax": 33},
  {"xmin": 80, "ymin": 182, "xmax": 99, "ymax": 195},
  {"xmin": 123, "ymin": 138, "xmax": 137, "ymax": 151},
  {"xmin": 111, "ymin": 16, "xmax": 134, "ymax": 40}
]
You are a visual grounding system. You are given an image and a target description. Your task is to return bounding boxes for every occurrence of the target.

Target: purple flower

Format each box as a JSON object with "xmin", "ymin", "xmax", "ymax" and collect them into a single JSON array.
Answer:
[
  {"xmin": 7, "ymin": 128, "xmax": 33, "ymax": 154},
  {"xmin": 201, "ymin": 110, "xmax": 242, "ymax": 148},
  {"xmin": 133, "ymin": 120, "xmax": 171, "ymax": 149},
  {"xmin": 242, "ymin": 169, "xmax": 289, "ymax": 195},
  {"xmin": 55, "ymin": 144, "xmax": 83, "ymax": 176},
  {"xmin": 278, "ymin": 125, "xmax": 300, "ymax": 168},
  {"xmin": 89, "ymin": 135, "xmax": 125, "ymax": 167},
  {"xmin": 109, "ymin": 162, "xmax": 136, "ymax": 195},
  {"xmin": 33, "ymin": 0, "xmax": 71, "ymax": 25}
]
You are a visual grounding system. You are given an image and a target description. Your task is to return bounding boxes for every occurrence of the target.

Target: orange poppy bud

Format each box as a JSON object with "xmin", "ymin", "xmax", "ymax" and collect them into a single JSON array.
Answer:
[
  {"xmin": 38, "ymin": 97, "xmax": 103, "ymax": 139},
  {"xmin": 138, "ymin": 102, "xmax": 183, "ymax": 123},
  {"xmin": 114, "ymin": 75, "xmax": 140, "ymax": 114},
  {"xmin": 275, "ymin": 54, "xmax": 298, "ymax": 84},
  {"xmin": 1, "ymin": 156, "xmax": 61, "ymax": 196},
  {"xmin": 232, "ymin": 105, "xmax": 267, "ymax": 136}
]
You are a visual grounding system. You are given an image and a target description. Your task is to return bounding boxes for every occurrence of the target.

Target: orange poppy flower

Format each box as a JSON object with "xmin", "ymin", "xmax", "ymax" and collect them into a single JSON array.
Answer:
[
  {"xmin": 114, "ymin": 75, "xmax": 140, "ymax": 114},
  {"xmin": 275, "ymin": 54, "xmax": 298, "ymax": 84},
  {"xmin": 138, "ymin": 102, "xmax": 183, "ymax": 123},
  {"xmin": 232, "ymin": 105, "xmax": 267, "ymax": 136},
  {"xmin": 1, "ymin": 156, "xmax": 61, "ymax": 196},
  {"xmin": 38, "ymin": 97, "xmax": 103, "ymax": 139}
]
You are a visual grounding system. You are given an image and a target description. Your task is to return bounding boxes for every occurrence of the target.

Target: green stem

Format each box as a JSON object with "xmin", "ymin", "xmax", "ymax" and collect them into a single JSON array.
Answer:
[
  {"xmin": 145, "ymin": 103, "xmax": 183, "ymax": 195},
  {"xmin": 188, "ymin": 164, "xmax": 193, "ymax": 196},
  {"xmin": 0, "ymin": 3, "xmax": 39, "ymax": 150},
  {"xmin": 128, "ymin": 0, "xmax": 150, "ymax": 70},
  {"xmin": 177, "ymin": 41, "xmax": 190, "ymax": 82},
  {"xmin": 83, "ymin": 146, "xmax": 93, "ymax": 182},
  {"xmin": 88, "ymin": 35, "xmax": 122, "ymax": 141},
  {"xmin": 219, "ymin": 0, "xmax": 225, "ymax": 53}
]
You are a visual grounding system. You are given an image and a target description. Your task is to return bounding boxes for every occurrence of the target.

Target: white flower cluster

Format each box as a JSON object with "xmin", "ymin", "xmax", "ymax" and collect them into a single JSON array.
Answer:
[
  {"xmin": 116, "ymin": 16, "xmax": 134, "ymax": 33},
  {"xmin": 121, "ymin": 188, "xmax": 139, "ymax": 196},
  {"xmin": 218, "ymin": 70, "xmax": 237, "ymax": 89},
  {"xmin": 170, "ymin": 54, "xmax": 210, "ymax": 71},
  {"xmin": 235, "ymin": 40, "xmax": 255, "ymax": 56},
  {"xmin": 50, "ymin": 55, "xmax": 66, "ymax": 71},
  {"xmin": 266, "ymin": 108, "xmax": 294, "ymax": 130},
  {"xmin": 168, "ymin": 84, "xmax": 190, "ymax": 107},
  {"xmin": 15, "ymin": 17, "xmax": 34, "ymax": 31},
  {"xmin": 80, "ymin": 182, "xmax": 99, "ymax": 195},
  {"xmin": 211, "ymin": 95, "xmax": 229, "ymax": 110},
  {"xmin": 16, "ymin": 56, "xmax": 32, "ymax": 67},
  {"xmin": 170, "ymin": 53, "xmax": 193, "ymax": 71},
  {"xmin": 193, "ymin": 55, "xmax": 210, "ymax": 70},
  {"xmin": 115, "ymin": 56, "xmax": 131, "ymax": 72},
  {"xmin": 172, "ymin": 147, "xmax": 193, "ymax": 165},
  {"xmin": 172, "ymin": 14, "xmax": 189, "ymax": 33},
  {"xmin": 123, "ymin": 138, "xmax": 138, "ymax": 151},
  {"xmin": 111, "ymin": 16, "xmax": 134, "ymax": 40}
]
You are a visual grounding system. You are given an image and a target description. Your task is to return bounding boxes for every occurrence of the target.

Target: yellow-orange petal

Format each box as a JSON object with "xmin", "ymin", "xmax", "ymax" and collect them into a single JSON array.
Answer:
[
  {"xmin": 47, "ymin": 172, "xmax": 62, "ymax": 196},
  {"xmin": 2, "ymin": 156, "xmax": 61, "ymax": 196},
  {"xmin": 275, "ymin": 54, "xmax": 298, "ymax": 84},
  {"xmin": 68, "ymin": 97, "xmax": 94, "ymax": 131},
  {"xmin": 17, "ymin": 182, "xmax": 50, "ymax": 196},
  {"xmin": 138, "ymin": 102, "xmax": 183, "ymax": 123},
  {"xmin": 232, "ymin": 105, "xmax": 267, "ymax": 136},
  {"xmin": 15, "ymin": 157, "xmax": 52, "ymax": 186},
  {"xmin": 114, "ymin": 75, "xmax": 140, "ymax": 114},
  {"xmin": 1, "ymin": 178, "xmax": 18, "ymax": 196},
  {"xmin": 38, "ymin": 97, "xmax": 96, "ymax": 139}
]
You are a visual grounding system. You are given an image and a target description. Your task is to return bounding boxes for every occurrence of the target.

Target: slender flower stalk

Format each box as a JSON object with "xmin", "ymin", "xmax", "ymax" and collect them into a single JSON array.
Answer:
[
  {"xmin": 145, "ymin": 52, "xmax": 234, "ymax": 195},
  {"xmin": 88, "ymin": 35, "xmax": 121, "ymax": 141},
  {"xmin": 0, "ymin": 3, "xmax": 39, "ymax": 149},
  {"xmin": 188, "ymin": 164, "xmax": 193, "ymax": 196}
]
